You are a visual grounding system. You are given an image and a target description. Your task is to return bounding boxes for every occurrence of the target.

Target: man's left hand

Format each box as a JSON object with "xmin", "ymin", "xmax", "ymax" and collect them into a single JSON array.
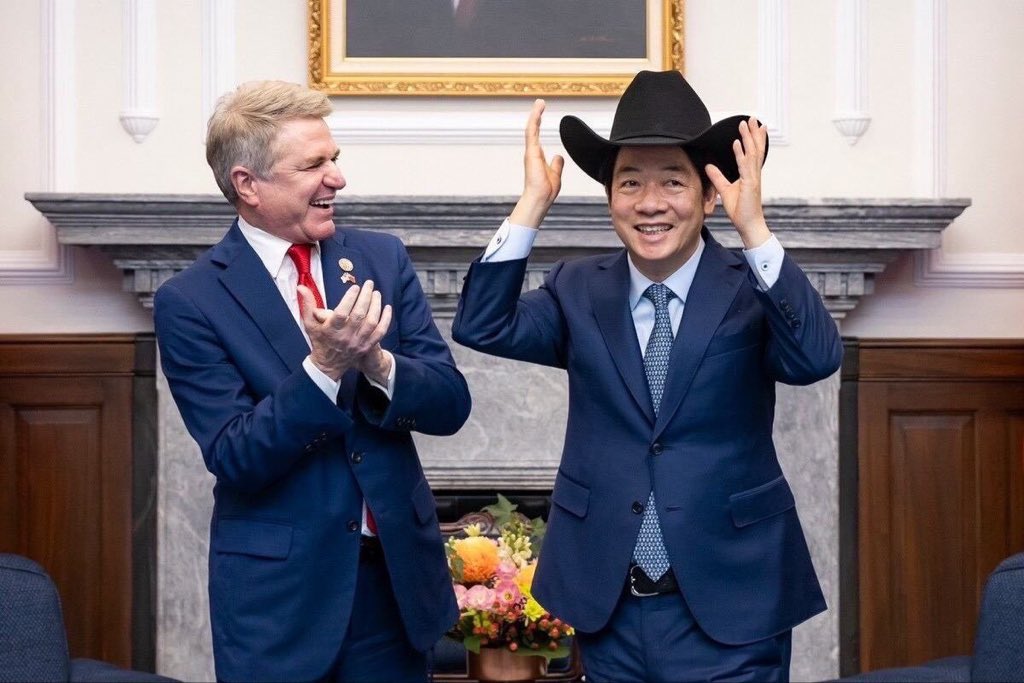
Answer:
[{"xmin": 706, "ymin": 117, "xmax": 772, "ymax": 249}]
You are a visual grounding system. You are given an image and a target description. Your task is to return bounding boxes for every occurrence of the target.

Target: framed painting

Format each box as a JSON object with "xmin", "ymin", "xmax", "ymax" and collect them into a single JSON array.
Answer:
[{"xmin": 308, "ymin": 0, "xmax": 684, "ymax": 96}]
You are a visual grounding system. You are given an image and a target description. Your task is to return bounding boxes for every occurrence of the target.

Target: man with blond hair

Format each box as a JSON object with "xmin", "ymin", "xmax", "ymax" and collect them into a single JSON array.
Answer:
[{"xmin": 155, "ymin": 80, "xmax": 470, "ymax": 682}]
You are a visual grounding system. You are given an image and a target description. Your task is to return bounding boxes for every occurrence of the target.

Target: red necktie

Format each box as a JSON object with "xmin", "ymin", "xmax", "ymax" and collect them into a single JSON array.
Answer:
[
  {"xmin": 286, "ymin": 244, "xmax": 324, "ymax": 314},
  {"xmin": 286, "ymin": 243, "xmax": 378, "ymax": 534}
]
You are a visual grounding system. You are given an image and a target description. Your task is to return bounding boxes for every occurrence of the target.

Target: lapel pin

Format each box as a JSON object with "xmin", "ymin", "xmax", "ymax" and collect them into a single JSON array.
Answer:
[{"xmin": 339, "ymin": 257, "xmax": 358, "ymax": 285}]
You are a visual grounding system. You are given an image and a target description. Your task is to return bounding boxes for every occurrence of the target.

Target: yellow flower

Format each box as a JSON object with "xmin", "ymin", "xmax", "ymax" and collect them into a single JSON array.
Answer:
[
  {"xmin": 452, "ymin": 535, "xmax": 499, "ymax": 584},
  {"xmin": 516, "ymin": 561, "xmax": 537, "ymax": 593},
  {"xmin": 523, "ymin": 595, "xmax": 546, "ymax": 621}
]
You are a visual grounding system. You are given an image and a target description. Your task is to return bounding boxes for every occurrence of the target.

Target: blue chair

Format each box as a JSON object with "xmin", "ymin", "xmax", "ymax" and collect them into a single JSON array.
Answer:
[
  {"xmin": 0, "ymin": 553, "xmax": 175, "ymax": 683},
  {"xmin": 838, "ymin": 551, "xmax": 1024, "ymax": 682}
]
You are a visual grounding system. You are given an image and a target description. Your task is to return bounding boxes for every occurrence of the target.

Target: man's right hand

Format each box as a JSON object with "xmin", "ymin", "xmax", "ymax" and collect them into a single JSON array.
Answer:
[
  {"xmin": 509, "ymin": 99, "xmax": 564, "ymax": 228},
  {"xmin": 300, "ymin": 281, "xmax": 392, "ymax": 382}
]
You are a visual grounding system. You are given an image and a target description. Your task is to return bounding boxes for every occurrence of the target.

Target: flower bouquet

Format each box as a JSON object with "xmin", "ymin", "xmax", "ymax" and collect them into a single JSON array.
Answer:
[{"xmin": 445, "ymin": 494, "xmax": 573, "ymax": 662}]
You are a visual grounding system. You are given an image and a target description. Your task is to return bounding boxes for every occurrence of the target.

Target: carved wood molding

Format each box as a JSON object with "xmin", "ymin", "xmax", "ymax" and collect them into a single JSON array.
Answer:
[{"xmin": 26, "ymin": 193, "xmax": 969, "ymax": 318}]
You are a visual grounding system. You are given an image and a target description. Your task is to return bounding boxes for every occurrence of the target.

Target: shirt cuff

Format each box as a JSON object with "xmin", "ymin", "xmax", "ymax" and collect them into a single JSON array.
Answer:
[
  {"xmin": 743, "ymin": 233, "xmax": 785, "ymax": 291},
  {"xmin": 303, "ymin": 356, "xmax": 341, "ymax": 401},
  {"xmin": 364, "ymin": 350, "xmax": 396, "ymax": 399},
  {"xmin": 481, "ymin": 218, "xmax": 538, "ymax": 262}
]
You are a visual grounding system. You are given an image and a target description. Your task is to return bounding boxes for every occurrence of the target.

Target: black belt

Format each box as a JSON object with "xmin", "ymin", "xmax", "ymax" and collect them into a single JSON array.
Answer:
[
  {"xmin": 627, "ymin": 564, "xmax": 679, "ymax": 597},
  {"xmin": 359, "ymin": 534, "xmax": 383, "ymax": 560}
]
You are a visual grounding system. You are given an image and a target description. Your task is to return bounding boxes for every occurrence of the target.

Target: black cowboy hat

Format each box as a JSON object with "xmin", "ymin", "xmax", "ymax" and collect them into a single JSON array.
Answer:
[{"xmin": 559, "ymin": 70, "xmax": 765, "ymax": 185}]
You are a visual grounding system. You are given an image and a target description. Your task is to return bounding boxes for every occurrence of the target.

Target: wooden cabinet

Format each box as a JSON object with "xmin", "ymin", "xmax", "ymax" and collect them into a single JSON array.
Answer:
[
  {"xmin": 841, "ymin": 340, "xmax": 1024, "ymax": 674},
  {"xmin": 0, "ymin": 335, "xmax": 156, "ymax": 670}
]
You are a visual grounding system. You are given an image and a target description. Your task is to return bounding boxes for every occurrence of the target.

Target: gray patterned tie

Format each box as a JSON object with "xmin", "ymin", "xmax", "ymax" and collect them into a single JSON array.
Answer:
[{"xmin": 632, "ymin": 283, "xmax": 674, "ymax": 581}]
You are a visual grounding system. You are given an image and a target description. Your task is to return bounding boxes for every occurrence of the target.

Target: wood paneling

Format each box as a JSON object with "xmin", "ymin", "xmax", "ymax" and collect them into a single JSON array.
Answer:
[
  {"xmin": 846, "ymin": 340, "xmax": 1024, "ymax": 673},
  {"xmin": 0, "ymin": 335, "xmax": 155, "ymax": 669}
]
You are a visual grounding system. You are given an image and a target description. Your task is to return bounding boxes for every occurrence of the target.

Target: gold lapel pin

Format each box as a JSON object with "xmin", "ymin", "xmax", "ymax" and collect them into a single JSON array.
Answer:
[{"xmin": 339, "ymin": 257, "xmax": 357, "ymax": 284}]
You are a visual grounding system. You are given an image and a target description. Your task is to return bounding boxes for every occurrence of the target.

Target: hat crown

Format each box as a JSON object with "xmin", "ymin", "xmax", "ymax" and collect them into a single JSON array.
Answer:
[{"xmin": 609, "ymin": 70, "xmax": 712, "ymax": 143}]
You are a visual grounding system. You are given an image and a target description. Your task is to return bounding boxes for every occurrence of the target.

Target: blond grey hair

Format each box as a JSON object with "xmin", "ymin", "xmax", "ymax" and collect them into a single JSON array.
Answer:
[{"xmin": 206, "ymin": 80, "xmax": 333, "ymax": 204}]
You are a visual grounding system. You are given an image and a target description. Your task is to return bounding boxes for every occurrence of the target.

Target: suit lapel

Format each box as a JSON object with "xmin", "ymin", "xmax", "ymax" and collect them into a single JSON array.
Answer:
[
  {"xmin": 590, "ymin": 251, "xmax": 655, "ymax": 424},
  {"xmin": 215, "ymin": 222, "xmax": 310, "ymax": 371},
  {"xmin": 654, "ymin": 230, "xmax": 747, "ymax": 435},
  {"xmin": 320, "ymin": 233, "xmax": 366, "ymax": 310},
  {"xmin": 319, "ymin": 233, "xmax": 366, "ymax": 406}
]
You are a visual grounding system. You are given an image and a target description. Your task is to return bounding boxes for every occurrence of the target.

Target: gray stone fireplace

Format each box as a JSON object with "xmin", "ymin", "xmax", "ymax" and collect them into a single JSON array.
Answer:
[{"xmin": 29, "ymin": 193, "xmax": 968, "ymax": 681}]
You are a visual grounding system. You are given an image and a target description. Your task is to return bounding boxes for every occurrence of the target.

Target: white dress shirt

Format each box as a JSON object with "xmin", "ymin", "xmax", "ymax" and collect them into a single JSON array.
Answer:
[{"xmin": 237, "ymin": 216, "xmax": 392, "ymax": 534}]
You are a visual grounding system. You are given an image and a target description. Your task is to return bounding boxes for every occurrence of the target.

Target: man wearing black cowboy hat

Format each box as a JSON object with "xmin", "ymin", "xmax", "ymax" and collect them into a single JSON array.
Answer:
[{"xmin": 452, "ymin": 70, "xmax": 842, "ymax": 682}]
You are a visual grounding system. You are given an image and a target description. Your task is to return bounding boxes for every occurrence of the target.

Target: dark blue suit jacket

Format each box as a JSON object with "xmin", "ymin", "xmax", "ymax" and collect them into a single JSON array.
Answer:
[
  {"xmin": 452, "ymin": 229, "xmax": 842, "ymax": 645},
  {"xmin": 154, "ymin": 222, "xmax": 468, "ymax": 681}
]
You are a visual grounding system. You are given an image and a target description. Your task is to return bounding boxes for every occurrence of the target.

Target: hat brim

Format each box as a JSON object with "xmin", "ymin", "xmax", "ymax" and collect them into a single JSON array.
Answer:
[{"xmin": 559, "ymin": 114, "xmax": 764, "ymax": 186}]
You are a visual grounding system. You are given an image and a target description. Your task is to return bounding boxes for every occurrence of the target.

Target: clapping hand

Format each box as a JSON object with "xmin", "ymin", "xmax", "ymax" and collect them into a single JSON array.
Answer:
[{"xmin": 300, "ymin": 280, "xmax": 393, "ymax": 384}]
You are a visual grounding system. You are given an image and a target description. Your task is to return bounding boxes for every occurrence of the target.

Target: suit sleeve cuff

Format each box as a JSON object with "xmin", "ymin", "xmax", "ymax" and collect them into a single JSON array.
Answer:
[
  {"xmin": 743, "ymin": 233, "xmax": 785, "ymax": 291},
  {"xmin": 364, "ymin": 350, "xmax": 396, "ymax": 399},
  {"xmin": 482, "ymin": 218, "xmax": 538, "ymax": 262},
  {"xmin": 303, "ymin": 356, "xmax": 341, "ymax": 401}
]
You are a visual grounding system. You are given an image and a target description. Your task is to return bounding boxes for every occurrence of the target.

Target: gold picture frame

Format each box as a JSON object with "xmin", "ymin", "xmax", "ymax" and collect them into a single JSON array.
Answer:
[{"xmin": 308, "ymin": 0, "xmax": 684, "ymax": 96}]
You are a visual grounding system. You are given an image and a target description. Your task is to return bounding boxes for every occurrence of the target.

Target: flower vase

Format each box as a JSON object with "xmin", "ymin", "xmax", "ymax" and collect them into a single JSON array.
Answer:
[{"xmin": 467, "ymin": 647, "xmax": 547, "ymax": 683}]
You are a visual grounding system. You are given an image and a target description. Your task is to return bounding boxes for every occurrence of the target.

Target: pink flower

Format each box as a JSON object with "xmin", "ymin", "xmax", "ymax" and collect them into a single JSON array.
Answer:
[
  {"xmin": 464, "ymin": 584, "xmax": 496, "ymax": 611},
  {"xmin": 453, "ymin": 583, "xmax": 468, "ymax": 609},
  {"xmin": 494, "ymin": 580, "xmax": 522, "ymax": 611},
  {"xmin": 495, "ymin": 559, "xmax": 518, "ymax": 581}
]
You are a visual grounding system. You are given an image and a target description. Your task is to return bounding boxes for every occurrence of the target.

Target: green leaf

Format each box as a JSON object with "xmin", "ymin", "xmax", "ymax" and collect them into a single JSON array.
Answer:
[
  {"xmin": 449, "ymin": 554, "xmax": 464, "ymax": 582},
  {"xmin": 482, "ymin": 493, "xmax": 518, "ymax": 528},
  {"xmin": 526, "ymin": 643, "xmax": 571, "ymax": 661},
  {"xmin": 529, "ymin": 516, "xmax": 547, "ymax": 555},
  {"xmin": 463, "ymin": 635, "xmax": 482, "ymax": 654}
]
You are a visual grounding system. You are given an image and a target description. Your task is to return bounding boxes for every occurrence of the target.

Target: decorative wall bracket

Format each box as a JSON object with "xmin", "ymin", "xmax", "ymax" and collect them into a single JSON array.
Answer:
[{"xmin": 26, "ymin": 193, "xmax": 969, "ymax": 319}]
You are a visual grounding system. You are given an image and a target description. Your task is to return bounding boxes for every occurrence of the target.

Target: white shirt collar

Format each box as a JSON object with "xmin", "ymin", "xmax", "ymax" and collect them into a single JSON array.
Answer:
[
  {"xmin": 236, "ymin": 215, "xmax": 320, "ymax": 278},
  {"xmin": 627, "ymin": 234, "xmax": 705, "ymax": 311}
]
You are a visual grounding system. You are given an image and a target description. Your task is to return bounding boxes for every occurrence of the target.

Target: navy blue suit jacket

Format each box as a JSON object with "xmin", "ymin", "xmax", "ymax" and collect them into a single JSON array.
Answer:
[
  {"xmin": 452, "ymin": 229, "xmax": 842, "ymax": 645},
  {"xmin": 154, "ymin": 222, "xmax": 468, "ymax": 681}
]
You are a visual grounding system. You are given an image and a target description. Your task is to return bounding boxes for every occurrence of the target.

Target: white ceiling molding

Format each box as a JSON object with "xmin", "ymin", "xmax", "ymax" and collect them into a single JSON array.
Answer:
[
  {"xmin": 910, "ymin": 0, "xmax": 1024, "ymax": 286},
  {"xmin": 757, "ymin": 0, "xmax": 789, "ymax": 145},
  {"xmin": 832, "ymin": 0, "xmax": 871, "ymax": 144},
  {"xmin": 0, "ymin": 0, "xmax": 73, "ymax": 284},
  {"xmin": 201, "ymin": 0, "xmax": 236, "ymax": 143},
  {"xmin": 119, "ymin": 0, "xmax": 159, "ymax": 143}
]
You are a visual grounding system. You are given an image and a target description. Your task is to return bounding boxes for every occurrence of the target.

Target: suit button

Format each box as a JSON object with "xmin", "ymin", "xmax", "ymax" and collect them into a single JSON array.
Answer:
[
  {"xmin": 651, "ymin": 443, "xmax": 663, "ymax": 456},
  {"xmin": 347, "ymin": 520, "xmax": 359, "ymax": 532},
  {"xmin": 632, "ymin": 501, "xmax": 644, "ymax": 514},
  {"xmin": 351, "ymin": 451, "xmax": 363, "ymax": 464}
]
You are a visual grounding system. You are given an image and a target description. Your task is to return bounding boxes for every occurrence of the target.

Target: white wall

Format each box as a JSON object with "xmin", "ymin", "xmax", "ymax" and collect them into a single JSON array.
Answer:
[{"xmin": 1, "ymin": 0, "xmax": 1021, "ymax": 337}]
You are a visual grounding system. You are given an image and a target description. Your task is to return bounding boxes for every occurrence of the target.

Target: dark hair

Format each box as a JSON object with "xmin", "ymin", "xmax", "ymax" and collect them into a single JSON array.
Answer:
[{"xmin": 601, "ymin": 145, "xmax": 714, "ymax": 199}]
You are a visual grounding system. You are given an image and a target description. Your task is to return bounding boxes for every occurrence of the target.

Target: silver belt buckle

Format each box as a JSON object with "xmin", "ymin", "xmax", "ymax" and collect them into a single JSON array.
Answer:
[{"xmin": 629, "ymin": 565, "xmax": 658, "ymax": 597}]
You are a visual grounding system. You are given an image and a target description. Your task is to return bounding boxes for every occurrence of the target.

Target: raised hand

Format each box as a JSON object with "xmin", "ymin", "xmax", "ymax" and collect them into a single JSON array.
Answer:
[
  {"xmin": 509, "ymin": 99, "xmax": 564, "ymax": 228},
  {"xmin": 300, "ymin": 280, "xmax": 393, "ymax": 383},
  {"xmin": 705, "ymin": 117, "xmax": 771, "ymax": 249}
]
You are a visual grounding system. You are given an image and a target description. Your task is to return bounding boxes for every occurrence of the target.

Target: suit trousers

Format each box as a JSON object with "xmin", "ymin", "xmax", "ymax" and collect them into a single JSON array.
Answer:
[
  {"xmin": 322, "ymin": 540, "xmax": 428, "ymax": 683},
  {"xmin": 575, "ymin": 585, "xmax": 792, "ymax": 683}
]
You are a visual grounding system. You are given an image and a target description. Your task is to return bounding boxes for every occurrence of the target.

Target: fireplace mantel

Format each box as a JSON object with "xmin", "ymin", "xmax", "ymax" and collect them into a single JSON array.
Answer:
[{"xmin": 27, "ymin": 193, "xmax": 970, "ymax": 318}]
